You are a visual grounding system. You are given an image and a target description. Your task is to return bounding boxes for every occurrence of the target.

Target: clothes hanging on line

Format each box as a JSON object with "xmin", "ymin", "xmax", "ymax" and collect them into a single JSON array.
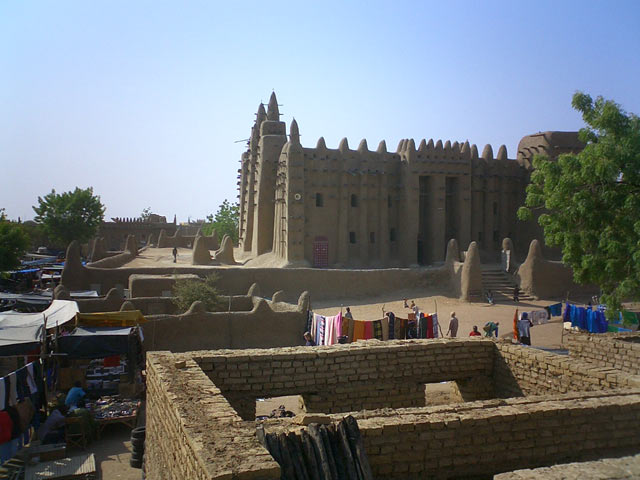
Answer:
[
  {"xmin": 529, "ymin": 310, "xmax": 549, "ymax": 325},
  {"xmin": 546, "ymin": 303, "xmax": 562, "ymax": 317},
  {"xmin": 387, "ymin": 312, "xmax": 395, "ymax": 340},
  {"xmin": 372, "ymin": 320, "xmax": 383, "ymax": 340}
]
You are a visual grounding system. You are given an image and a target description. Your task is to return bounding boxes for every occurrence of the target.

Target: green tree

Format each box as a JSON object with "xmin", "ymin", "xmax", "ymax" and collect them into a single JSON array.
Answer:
[
  {"xmin": 518, "ymin": 92, "xmax": 640, "ymax": 315},
  {"xmin": 32, "ymin": 187, "xmax": 106, "ymax": 247},
  {"xmin": 172, "ymin": 274, "xmax": 223, "ymax": 312},
  {"xmin": 0, "ymin": 209, "xmax": 30, "ymax": 271},
  {"xmin": 203, "ymin": 200, "xmax": 239, "ymax": 244}
]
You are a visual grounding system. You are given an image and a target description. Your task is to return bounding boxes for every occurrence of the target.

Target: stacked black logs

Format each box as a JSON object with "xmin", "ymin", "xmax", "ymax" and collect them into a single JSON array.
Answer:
[{"xmin": 259, "ymin": 415, "xmax": 373, "ymax": 480}]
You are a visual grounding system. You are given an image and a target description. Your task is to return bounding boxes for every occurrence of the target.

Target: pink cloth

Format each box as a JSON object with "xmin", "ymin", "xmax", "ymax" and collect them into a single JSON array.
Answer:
[
  {"xmin": 324, "ymin": 312, "xmax": 343, "ymax": 345},
  {"xmin": 364, "ymin": 321, "xmax": 374, "ymax": 340}
]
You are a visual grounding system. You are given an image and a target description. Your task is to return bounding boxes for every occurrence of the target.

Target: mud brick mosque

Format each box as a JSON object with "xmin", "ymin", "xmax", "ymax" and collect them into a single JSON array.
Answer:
[{"xmin": 238, "ymin": 93, "xmax": 582, "ymax": 267}]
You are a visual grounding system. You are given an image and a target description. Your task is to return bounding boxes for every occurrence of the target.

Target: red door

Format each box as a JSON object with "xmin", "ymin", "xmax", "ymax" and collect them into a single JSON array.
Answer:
[{"xmin": 313, "ymin": 237, "xmax": 329, "ymax": 268}]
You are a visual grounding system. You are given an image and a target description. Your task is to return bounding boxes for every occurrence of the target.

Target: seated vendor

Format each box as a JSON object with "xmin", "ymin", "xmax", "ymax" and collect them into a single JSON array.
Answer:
[
  {"xmin": 38, "ymin": 406, "xmax": 68, "ymax": 444},
  {"xmin": 65, "ymin": 381, "xmax": 86, "ymax": 409}
]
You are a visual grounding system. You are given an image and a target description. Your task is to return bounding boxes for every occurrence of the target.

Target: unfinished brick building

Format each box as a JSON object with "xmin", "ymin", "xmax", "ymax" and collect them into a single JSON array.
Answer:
[
  {"xmin": 146, "ymin": 332, "xmax": 640, "ymax": 479},
  {"xmin": 238, "ymin": 93, "xmax": 582, "ymax": 267}
]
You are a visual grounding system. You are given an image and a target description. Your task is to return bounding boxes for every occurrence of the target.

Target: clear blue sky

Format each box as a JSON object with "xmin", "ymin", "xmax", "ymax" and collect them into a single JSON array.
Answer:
[{"xmin": 2, "ymin": 0, "xmax": 639, "ymax": 222}]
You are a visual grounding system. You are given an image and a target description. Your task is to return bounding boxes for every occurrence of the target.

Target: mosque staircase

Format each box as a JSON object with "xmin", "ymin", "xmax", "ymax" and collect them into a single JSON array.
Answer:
[{"xmin": 481, "ymin": 266, "xmax": 533, "ymax": 302}]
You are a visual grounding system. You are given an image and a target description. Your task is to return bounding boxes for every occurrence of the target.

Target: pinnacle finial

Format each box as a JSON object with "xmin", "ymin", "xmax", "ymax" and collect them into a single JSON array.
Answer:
[
  {"xmin": 497, "ymin": 145, "xmax": 508, "ymax": 161},
  {"xmin": 357, "ymin": 139, "xmax": 369, "ymax": 152},
  {"xmin": 339, "ymin": 137, "xmax": 350, "ymax": 153},
  {"xmin": 377, "ymin": 140, "xmax": 387, "ymax": 153},
  {"xmin": 290, "ymin": 118, "xmax": 300, "ymax": 144},
  {"xmin": 481, "ymin": 144, "xmax": 494, "ymax": 161},
  {"xmin": 257, "ymin": 103, "xmax": 266, "ymax": 124},
  {"xmin": 267, "ymin": 92, "xmax": 279, "ymax": 121}
]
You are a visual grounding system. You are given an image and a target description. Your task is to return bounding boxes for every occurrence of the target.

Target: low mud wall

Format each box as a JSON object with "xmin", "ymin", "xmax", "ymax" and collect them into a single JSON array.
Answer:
[
  {"xmin": 565, "ymin": 331, "xmax": 640, "ymax": 376},
  {"xmin": 62, "ymin": 264, "xmax": 447, "ymax": 301},
  {"xmin": 142, "ymin": 298, "xmax": 307, "ymax": 353}
]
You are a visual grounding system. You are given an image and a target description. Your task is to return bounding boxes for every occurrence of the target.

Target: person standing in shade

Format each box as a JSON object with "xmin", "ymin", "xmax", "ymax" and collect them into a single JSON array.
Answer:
[
  {"xmin": 344, "ymin": 307, "xmax": 353, "ymax": 320},
  {"xmin": 303, "ymin": 331, "xmax": 315, "ymax": 346},
  {"xmin": 172, "ymin": 247, "xmax": 178, "ymax": 263},
  {"xmin": 518, "ymin": 312, "xmax": 533, "ymax": 345},
  {"xmin": 513, "ymin": 286, "xmax": 520, "ymax": 303},
  {"xmin": 447, "ymin": 312, "xmax": 459, "ymax": 337}
]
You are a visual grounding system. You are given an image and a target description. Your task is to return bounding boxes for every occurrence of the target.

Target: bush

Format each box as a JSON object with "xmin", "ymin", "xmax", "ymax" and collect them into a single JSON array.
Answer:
[{"xmin": 172, "ymin": 274, "xmax": 223, "ymax": 312}]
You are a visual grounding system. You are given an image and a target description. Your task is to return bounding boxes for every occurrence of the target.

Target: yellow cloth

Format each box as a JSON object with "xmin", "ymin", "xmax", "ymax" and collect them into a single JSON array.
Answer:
[{"xmin": 75, "ymin": 310, "xmax": 146, "ymax": 327}]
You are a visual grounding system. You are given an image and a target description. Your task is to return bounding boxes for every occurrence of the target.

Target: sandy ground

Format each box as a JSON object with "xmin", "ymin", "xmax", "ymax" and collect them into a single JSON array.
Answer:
[{"xmin": 66, "ymin": 423, "xmax": 140, "ymax": 480}]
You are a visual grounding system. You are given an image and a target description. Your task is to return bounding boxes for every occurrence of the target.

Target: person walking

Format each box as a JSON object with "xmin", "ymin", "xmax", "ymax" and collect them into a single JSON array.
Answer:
[
  {"xmin": 172, "ymin": 247, "xmax": 178, "ymax": 263},
  {"xmin": 447, "ymin": 312, "xmax": 459, "ymax": 337},
  {"xmin": 513, "ymin": 286, "xmax": 520, "ymax": 303}
]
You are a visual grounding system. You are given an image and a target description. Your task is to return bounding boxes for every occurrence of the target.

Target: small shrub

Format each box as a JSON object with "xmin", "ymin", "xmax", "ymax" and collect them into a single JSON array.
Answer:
[{"xmin": 172, "ymin": 274, "xmax": 223, "ymax": 312}]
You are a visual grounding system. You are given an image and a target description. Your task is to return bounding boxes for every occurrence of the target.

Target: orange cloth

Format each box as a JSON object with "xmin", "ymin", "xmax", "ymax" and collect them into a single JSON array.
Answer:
[
  {"xmin": 513, "ymin": 309, "xmax": 519, "ymax": 341},
  {"xmin": 353, "ymin": 320, "xmax": 366, "ymax": 342}
]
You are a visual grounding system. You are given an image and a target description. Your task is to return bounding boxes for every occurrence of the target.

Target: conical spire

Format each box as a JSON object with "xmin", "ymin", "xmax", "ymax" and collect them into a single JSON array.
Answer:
[
  {"xmin": 418, "ymin": 139, "xmax": 427, "ymax": 151},
  {"xmin": 461, "ymin": 141, "xmax": 470, "ymax": 159},
  {"xmin": 497, "ymin": 145, "xmax": 508, "ymax": 161},
  {"xmin": 471, "ymin": 144, "xmax": 479, "ymax": 159},
  {"xmin": 435, "ymin": 140, "xmax": 443, "ymax": 151},
  {"xmin": 377, "ymin": 140, "xmax": 387, "ymax": 153},
  {"xmin": 290, "ymin": 118, "xmax": 300, "ymax": 144},
  {"xmin": 444, "ymin": 140, "xmax": 452, "ymax": 150},
  {"xmin": 481, "ymin": 144, "xmax": 494, "ymax": 161},
  {"xmin": 316, "ymin": 137, "xmax": 327, "ymax": 150},
  {"xmin": 427, "ymin": 139, "xmax": 434, "ymax": 149},
  {"xmin": 267, "ymin": 92, "xmax": 279, "ymax": 121},
  {"xmin": 357, "ymin": 139, "xmax": 368, "ymax": 152},
  {"xmin": 256, "ymin": 103, "xmax": 266, "ymax": 124},
  {"xmin": 339, "ymin": 137, "xmax": 350, "ymax": 153}
]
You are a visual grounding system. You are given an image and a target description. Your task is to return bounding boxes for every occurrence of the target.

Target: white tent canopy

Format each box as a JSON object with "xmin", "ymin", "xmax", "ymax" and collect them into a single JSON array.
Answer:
[
  {"xmin": 0, "ymin": 300, "xmax": 79, "ymax": 328},
  {"xmin": 0, "ymin": 300, "xmax": 79, "ymax": 355}
]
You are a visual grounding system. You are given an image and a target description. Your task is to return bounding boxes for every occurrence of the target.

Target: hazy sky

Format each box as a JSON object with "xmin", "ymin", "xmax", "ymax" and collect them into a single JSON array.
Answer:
[{"xmin": 2, "ymin": 1, "xmax": 639, "ymax": 222}]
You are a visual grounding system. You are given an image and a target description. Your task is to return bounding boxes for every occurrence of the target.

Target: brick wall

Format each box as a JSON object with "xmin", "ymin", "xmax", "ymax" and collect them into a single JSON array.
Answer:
[
  {"xmin": 494, "ymin": 342, "xmax": 640, "ymax": 397},
  {"xmin": 495, "ymin": 453, "xmax": 640, "ymax": 479},
  {"xmin": 352, "ymin": 391, "xmax": 640, "ymax": 478},
  {"xmin": 565, "ymin": 331, "xmax": 640, "ymax": 375},
  {"xmin": 146, "ymin": 352, "xmax": 280, "ymax": 480},
  {"xmin": 146, "ymin": 340, "xmax": 640, "ymax": 479},
  {"xmin": 194, "ymin": 339, "xmax": 495, "ymax": 420}
]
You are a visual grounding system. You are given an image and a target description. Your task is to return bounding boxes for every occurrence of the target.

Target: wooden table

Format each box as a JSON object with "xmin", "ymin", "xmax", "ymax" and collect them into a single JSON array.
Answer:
[{"xmin": 94, "ymin": 413, "xmax": 137, "ymax": 439}]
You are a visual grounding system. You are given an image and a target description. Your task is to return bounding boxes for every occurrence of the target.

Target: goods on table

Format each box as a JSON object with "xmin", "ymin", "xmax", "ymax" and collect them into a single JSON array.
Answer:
[{"xmin": 86, "ymin": 396, "xmax": 138, "ymax": 420}]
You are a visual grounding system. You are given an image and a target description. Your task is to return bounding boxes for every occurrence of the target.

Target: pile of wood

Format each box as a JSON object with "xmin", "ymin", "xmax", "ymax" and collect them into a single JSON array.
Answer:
[{"xmin": 258, "ymin": 415, "xmax": 373, "ymax": 480}]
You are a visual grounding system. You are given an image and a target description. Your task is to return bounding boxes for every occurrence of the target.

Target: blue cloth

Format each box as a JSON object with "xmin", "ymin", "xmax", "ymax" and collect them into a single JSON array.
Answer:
[
  {"xmin": 548, "ymin": 303, "xmax": 562, "ymax": 317},
  {"xmin": 65, "ymin": 387, "xmax": 85, "ymax": 407},
  {"xmin": 387, "ymin": 312, "xmax": 395, "ymax": 340}
]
